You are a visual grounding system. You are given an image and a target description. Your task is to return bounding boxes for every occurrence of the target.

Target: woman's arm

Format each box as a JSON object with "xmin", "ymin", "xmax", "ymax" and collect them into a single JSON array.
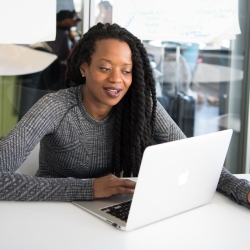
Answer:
[
  {"xmin": 0, "ymin": 171, "xmax": 93, "ymax": 201},
  {"xmin": 154, "ymin": 101, "xmax": 250, "ymax": 209},
  {"xmin": 1, "ymin": 94, "xmax": 58, "ymax": 173},
  {"xmin": 0, "ymin": 93, "xmax": 93, "ymax": 201},
  {"xmin": 217, "ymin": 168, "xmax": 250, "ymax": 208}
]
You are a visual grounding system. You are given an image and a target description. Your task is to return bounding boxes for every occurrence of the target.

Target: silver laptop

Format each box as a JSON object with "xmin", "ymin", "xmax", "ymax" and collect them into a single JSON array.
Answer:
[{"xmin": 73, "ymin": 129, "xmax": 233, "ymax": 231}]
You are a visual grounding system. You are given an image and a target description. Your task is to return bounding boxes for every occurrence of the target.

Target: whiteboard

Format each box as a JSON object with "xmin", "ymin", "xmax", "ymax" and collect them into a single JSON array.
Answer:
[{"xmin": 113, "ymin": 0, "xmax": 240, "ymax": 43}]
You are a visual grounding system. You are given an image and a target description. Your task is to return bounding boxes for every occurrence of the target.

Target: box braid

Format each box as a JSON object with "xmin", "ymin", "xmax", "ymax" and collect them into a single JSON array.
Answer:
[{"xmin": 65, "ymin": 23, "xmax": 157, "ymax": 177}]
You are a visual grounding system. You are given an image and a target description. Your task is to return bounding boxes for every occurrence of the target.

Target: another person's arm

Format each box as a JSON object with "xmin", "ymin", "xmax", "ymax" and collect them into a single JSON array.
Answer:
[{"xmin": 154, "ymin": 101, "xmax": 250, "ymax": 209}]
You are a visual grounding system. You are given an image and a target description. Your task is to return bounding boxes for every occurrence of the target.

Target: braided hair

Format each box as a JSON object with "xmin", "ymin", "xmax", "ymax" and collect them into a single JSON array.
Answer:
[{"xmin": 65, "ymin": 23, "xmax": 157, "ymax": 177}]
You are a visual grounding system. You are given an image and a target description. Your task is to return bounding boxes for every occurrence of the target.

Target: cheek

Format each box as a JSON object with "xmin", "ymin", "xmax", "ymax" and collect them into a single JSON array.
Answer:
[
  {"xmin": 125, "ymin": 77, "xmax": 132, "ymax": 88},
  {"xmin": 87, "ymin": 73, "xmax": 104, "ymax": 87},
  {"xmin": 93, "ymin": 73, "xmax": 107, "ymax": 83}
]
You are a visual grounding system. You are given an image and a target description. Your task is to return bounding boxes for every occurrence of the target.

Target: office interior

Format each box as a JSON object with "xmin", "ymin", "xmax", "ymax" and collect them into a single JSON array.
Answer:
[{"xmin": 1, "ymin": 0, "xmax": 250, "ymax": 175}]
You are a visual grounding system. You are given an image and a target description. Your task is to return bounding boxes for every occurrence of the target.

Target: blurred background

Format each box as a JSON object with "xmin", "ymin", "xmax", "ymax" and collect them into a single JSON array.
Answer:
[{"xmin": 1, "ymin": 0, "xmax": 250, "ymax": 174}]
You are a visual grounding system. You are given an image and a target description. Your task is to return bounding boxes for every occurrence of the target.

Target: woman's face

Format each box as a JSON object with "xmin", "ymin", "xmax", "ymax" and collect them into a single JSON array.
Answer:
[{"xmin": 80, "ymin": 39, "xmax": 133, "ymax": 110}]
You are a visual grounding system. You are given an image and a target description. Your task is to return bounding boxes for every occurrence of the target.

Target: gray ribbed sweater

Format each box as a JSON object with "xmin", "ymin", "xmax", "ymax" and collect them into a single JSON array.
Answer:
[{"xmin": 0, "ymin": 85, "xmax": 250, "ymax": 208}]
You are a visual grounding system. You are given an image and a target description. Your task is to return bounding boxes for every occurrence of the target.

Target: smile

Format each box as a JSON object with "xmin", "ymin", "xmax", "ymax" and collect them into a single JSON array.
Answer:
[{"xmin": 103, "ymin": 87, "xmax": 122, "ymax": 98}]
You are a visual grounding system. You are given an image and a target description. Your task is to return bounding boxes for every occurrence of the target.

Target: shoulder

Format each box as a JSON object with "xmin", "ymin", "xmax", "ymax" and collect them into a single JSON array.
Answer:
[
  {"xmin": 153, "ymin": 100, "xmax": 186, "ymax": 142},
  {"xmin": 37, "ymin": 85, "xmax": 81, "ymax": 110},
  {"xmin": 21, "ymin": 85, "xmax": 82, "ymax": 124},
  {"xmin": 154, "ymin": 100, "xmax": 175, "ymax": 129}
]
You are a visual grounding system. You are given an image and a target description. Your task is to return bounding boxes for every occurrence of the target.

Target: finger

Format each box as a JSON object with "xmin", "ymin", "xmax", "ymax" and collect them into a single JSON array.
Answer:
[
  {"xmin": 102, "ymin": 174, "xmax": 136, "ymax": 189},
  {"xmin": 116, "ymin": 179, "xmax": 136, "ymax": 189},
  {"xmin": 110, "ymin": 187, "xmax": 135, "ymax": 196}
]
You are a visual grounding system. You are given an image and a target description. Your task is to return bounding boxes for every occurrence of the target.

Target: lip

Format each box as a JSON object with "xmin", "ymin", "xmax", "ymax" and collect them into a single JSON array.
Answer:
[{"xmin": 103, "ymin": 87, "xmax": 122, "ymax": 99}]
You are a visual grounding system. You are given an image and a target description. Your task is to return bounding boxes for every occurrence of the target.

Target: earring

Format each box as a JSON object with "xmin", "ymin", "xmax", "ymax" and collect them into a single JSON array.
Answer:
[{"xmin": 80, "ymin": 69, "xmax": 85, "ymax": 77}]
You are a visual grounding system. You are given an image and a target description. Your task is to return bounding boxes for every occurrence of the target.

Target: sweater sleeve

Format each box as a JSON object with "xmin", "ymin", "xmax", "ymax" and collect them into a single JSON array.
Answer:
[
  {"xmin": 0, "ymin": 93, "xmax": 93, "ymax": 201},
  {"xmin": 154, "ymin": 101, "xmax": 250, "ymax": 209},
  {"xmin": 217, "ymin": 167, "xmax": 250, "ymax": 209}
]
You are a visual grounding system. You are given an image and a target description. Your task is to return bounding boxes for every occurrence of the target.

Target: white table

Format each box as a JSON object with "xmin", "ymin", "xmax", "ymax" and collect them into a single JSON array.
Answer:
[{"xmin": 1, "ymin": 175, "xmax": 250, "ymax": 250}]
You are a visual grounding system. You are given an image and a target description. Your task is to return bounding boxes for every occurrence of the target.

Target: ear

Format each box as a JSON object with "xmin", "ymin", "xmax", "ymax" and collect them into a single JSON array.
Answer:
[{"xmin": 79, "ymin": 62, "xmax": 88, "ymax": 76}]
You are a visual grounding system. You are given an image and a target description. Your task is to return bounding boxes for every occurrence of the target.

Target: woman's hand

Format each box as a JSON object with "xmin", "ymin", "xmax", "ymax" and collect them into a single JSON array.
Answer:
[{"xmin": 93, "ymin": 174, "xmax": 136, "ymax": 198}]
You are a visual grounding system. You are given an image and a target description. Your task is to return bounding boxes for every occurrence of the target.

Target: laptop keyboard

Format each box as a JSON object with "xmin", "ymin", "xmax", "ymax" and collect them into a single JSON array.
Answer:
[{"xmin": 100, "ymin": 200, "xmax": 132, "ymax": 222}]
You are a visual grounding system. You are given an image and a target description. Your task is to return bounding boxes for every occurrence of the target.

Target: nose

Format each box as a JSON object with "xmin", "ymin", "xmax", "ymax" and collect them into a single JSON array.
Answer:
[{"xmin": 108, "ymin": 69, "xmax": 122, "ymax": 83}]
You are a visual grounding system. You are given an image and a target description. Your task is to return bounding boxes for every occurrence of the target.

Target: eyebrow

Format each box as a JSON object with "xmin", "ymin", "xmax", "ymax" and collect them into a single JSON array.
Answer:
[{"xmin": 98, "ymin": 58, "xmax": 132, "ymax": 66}]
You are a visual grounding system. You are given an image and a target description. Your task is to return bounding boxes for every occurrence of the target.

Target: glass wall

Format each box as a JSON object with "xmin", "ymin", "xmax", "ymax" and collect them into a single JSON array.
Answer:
[
  {"xmin": 90, "ymin": 0, "xmax": 250, "ymax": 174},
  {"xmin": 1, "ymin": 0, "xmax": 250, "ymax": 174},
  {"xmin": 0, "ymin": 0, "xmax": 84, "ymax": 138}
]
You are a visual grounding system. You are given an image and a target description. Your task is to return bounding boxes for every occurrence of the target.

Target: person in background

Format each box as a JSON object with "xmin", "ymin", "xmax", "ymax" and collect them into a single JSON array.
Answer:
[
  {"xmin": 0, "ymin": 23, "xmax": 249, "ymax": 209},
  {"xmin": 44, "ymin": 11, "xmax": 81, "ymax": 97},
  {"xmin": 95, "ymin": 1, "xmax": 113, "ymax": 24},
  {"xmin": 47, "ymin": 10, "xmax": 81, "ymax": 68},
  {"xmin": 18, "ymin": 3, "xmax": 82, "ymax": 120}
]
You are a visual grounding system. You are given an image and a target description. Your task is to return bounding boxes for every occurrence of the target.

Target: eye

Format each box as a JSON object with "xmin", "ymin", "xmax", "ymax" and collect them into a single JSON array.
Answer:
[
  {"xmin": 123, "ymin": 70, "xmax": 132, "ymax": 75},
  {"xmin": 99, "ymin": 67, "xmax": 110, "ymax": 72}
]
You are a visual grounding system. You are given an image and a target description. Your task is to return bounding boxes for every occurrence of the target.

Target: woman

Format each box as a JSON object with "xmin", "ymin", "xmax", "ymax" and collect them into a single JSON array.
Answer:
[
  {"xmin": 95, "ymin": 1, "xmax": 113, "ymax": 24},
  {"xmin": 0, "ymin": 23, "xmax": 250, "ymax": 208}
]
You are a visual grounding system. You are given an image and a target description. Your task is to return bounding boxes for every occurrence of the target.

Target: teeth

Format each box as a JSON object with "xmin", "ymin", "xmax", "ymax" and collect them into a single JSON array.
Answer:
[
  {"xmin": 104, "ymin": 88, "xmax": 121, "ymax": 94},
  {"xmin": 109, "ymin": 89, "xmax": 118, "ymax": 93}
]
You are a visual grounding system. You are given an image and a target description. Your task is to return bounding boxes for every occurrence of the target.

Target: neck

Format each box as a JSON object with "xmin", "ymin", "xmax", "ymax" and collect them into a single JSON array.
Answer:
[{"xmin": 81, "ymin": 85, "xmax": 112, "ymax": 121}]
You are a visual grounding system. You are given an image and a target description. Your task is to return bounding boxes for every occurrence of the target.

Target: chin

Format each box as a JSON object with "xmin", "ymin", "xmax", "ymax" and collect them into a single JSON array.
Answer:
[
  {"xmin": 105, "ymin": 96, "xmax": 124, "ymax": 106},
  {"xmin": 107, "ymin": 100, "xmax": 121, "ymax": 107}
]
